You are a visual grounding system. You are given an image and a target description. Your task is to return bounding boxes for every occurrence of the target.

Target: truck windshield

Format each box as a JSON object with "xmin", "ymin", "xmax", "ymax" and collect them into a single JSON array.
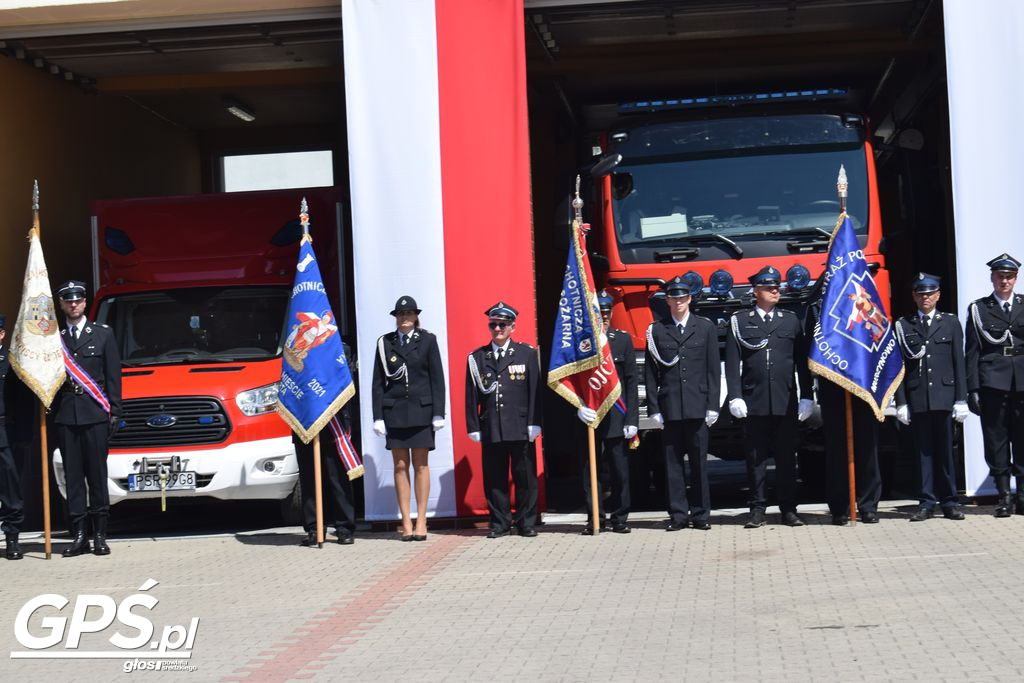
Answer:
[
  {"xmin": 609, "ymin": 115, "xmax": 869, "ymax": 263},
  {"xmin": 96, "ymin": 286, "xmax": 289, "ymax": 366}
]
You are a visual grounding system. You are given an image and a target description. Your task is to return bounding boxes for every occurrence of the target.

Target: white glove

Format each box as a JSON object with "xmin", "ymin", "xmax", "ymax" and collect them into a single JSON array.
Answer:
[
  {"xmin": 372, "ymin": 420, "xmax": 387, "ymax": 437},
  {"xmin": 705, "ymin": 410, "xmax": 719, "ymax": 427},
  {"xmin": 952, "ymin": 402, "xmax": 969, "ymax": 423},
  {"xmin": 797, "ymin": 399, "xmax": 814, "ymax": 422},
  {"xmin": 577, "ymin": 406, "xmax": 598, "ymax": 424},
  {"xmin": 895, "ymin": 405, "xmax": 911, "ymax": 426},
  {"xmin": 650, "ymin": 413, "xmax": 664, "ymax": 427},
  {"xmin": 468, "ymin": 431, "xmax": 481, "ymax": 443},
  {"xmin": 729, "ymin": 398, "xmax": 748, "ymax": 419},
  {"xmin": 432, "ymin": 416, "xmax": 445, "ymax": 432},
  {"xmin": 623, "ymin": 425, "xmax": 638, "ymax": 440},
  {"xmin": 527, "ymin": 425, "xmax": 541, "ymax": 442}
]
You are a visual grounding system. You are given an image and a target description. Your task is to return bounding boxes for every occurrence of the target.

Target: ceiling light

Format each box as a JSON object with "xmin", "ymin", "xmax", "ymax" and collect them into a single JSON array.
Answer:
[{"xmin": 225, "ymin": 99, "xmax": 255, "ymax": 123}]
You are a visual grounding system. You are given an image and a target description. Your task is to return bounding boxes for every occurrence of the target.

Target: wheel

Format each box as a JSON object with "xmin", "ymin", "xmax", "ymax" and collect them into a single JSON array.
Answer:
[{"xmin": 279, "ymin": 481, "xmax": 303, "ymax": 527}]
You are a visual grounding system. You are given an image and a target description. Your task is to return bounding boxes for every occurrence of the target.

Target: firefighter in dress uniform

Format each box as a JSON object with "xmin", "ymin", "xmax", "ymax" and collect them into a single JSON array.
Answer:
[
  {"xmin": 465, "ymin": 302, "xmax": 542, "ymax": 538},
  {"xmin": 293, "ymin": 339, "xmax": 358, "ymax": 546},
  {"xmin": 965, "ymin": 253, "xmax": 1024, "ymax": 517},
  {"xmin": 575, "ymin": 291, "xmax": 639, "ymax": 535},
  {"xmin": 893, "ymin": 273, "xmax": 968, "ymax": 521},
  {"xmin": 52, "ymin": 281, "xmax": 122, "ymax": 556},
  {"xmin": 0, "ymin": 313, "xmax": 25, "ymax": 560},
  {"xmin": 644, "ymin": 276, "xmax": 720, "ymax": 531},
  {"xmin": 372, "ymin": 296, "xmax": 446, "ymax": 541},
  {"xmin": 726, "ymin": 266, "xmax": 815, "ymax": 529},
  {"xmin": 808, "ymin": 290, "xmax": 883, "ymax": 525}
]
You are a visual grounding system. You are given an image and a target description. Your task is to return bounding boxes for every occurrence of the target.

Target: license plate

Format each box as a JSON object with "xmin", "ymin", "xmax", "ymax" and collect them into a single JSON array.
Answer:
[{"xmin": 128, "ymin": 471, "xmax": 197, "ymax": 492}]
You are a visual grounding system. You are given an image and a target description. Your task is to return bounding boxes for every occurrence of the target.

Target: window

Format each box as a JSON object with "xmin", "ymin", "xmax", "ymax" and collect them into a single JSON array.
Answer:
[{"xmin": 222, "ymin": 150, "xmax": 334, "ymax": 192}]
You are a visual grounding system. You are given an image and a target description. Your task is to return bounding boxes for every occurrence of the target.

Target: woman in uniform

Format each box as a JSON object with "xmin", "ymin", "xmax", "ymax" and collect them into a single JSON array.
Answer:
[{"xmin": 372, "ymin": 296, "xmax": 447, "ymax": 541}]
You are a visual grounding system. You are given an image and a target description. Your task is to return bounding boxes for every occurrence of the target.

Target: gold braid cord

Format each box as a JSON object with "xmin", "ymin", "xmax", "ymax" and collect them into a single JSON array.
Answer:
[{"xmin": 276, "ymin": 382, "xmax": 356, "ymax": 445}]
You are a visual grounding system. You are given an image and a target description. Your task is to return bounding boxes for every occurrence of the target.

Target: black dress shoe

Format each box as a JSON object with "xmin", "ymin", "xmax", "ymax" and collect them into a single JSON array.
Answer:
[
  {"xmin": 860, "ymin": 511, "xmax": 879, "ymax": 524},
  {"xmin": 831, "ymin": 515, "xmax": 849, "ymax": 526},
  {"xmin": 580, "ymin": 527, "xmax": 595, "ymax": 536},
  {"xmin": 62, "ymin": 522, "xmax": 91, "ymax": 557},
  {"xmin": 519, "ymin": 527, "xmax": 538, "ymax": 537},
  {"xmin": 486, "ymin": 528, "xmax": 509, "ymax": 539},
  {"xmin": 909, "ymin": 506, "xmax": 934, "ymax": 522},
  {"xmin": 744, "ymin": 509, "xmax": 766, "ymax": 529},
  {"xmin": 412, "ymin": 535, "xmax": 426, "ymax": 542},
  {"xmin": 338, "ymin": 534, "xmax": 355, "ymax": 545},
  {"xmin": 942, "ymin": 507, "xmax": 966, "ymax": 521},
  {"xmin": 300, "ymin": 531, "xmax": 318, "ymax": 547},
  {"xmin": 92, "ymin": 517, "xmax": 111, "ymax": 556},
  {"xmin": 5, "ymin": 534, "xmax": 23, "ymax": 561},
  {"xmin": 995, "ymin": 493, "xmax": 1013, "ymax": 518},
  {"xmin": 611, "ymin": 523, "xmax": 631, "ymax": 534},
  {"xmin": 665, "ymin": 521, "xmax": 687, "ymax": 531},
  {"xmin": 781, "ymin": 511, "xmax": 805, "ymax": 527},
  {"xmin": 691, "ymin": 520, "xmax": 711, "ymax": 531},
  {"xmin": 1015, "ymin": 497, "xmax": 1024, "ymax": 516}
]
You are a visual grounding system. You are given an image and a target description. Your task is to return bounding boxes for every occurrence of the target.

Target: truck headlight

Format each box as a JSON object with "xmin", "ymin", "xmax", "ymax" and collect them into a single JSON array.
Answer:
[{"xmin": 236, "ymin": 383, "xmax": 279, "ymax": 416}]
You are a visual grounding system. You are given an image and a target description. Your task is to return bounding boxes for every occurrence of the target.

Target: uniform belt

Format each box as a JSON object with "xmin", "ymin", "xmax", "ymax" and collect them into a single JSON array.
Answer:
[
  {"xmin": 64, "ymin": 383, "xmax": 85, "ymax": 395},
  {"xmin": 1004, "ymin": 346, "xmax": 1024, "ymax": 357}
]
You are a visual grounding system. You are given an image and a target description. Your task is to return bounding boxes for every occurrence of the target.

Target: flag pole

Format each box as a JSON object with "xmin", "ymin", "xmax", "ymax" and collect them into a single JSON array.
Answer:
[
  {"xmin": 837, "ymin": 166, "xmax": 857, "ymax": 525},
  {"xmin": 314, "ymin": 432, "xmax": 324, "ymax": 548},
  {"xmin": 297, "ymin": 197, "xmax": 326, "ymax": 549},
  {"xmin": 587, "ymin": 425, "xmax": 600, "ymax": 535},
  {"xmin": 31, "ymin": 181, "xmax": 53, "ymax": 559}
]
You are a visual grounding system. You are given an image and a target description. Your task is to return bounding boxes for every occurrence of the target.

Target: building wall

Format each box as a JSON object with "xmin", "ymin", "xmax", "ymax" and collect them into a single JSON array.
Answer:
[{"xmin": 0, "ymin": 55, "xmax": 201, "ymax": 321}]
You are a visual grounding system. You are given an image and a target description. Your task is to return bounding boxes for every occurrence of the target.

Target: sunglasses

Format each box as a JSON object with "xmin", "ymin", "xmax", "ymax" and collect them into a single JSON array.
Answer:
[{"xmin": 488, "ymin": 321, "xmax": 511, "ymax": 330}]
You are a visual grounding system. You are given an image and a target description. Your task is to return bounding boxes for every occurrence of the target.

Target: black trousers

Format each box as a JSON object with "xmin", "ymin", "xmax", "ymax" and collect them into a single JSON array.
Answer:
[
  {"xmin": 911, "ymin": 410, "xmax": 958, "ymax": 509},
  {"xmin": 979, "ymin": 388, "xmax": 1024, "ymax": 484},
  {"xmin": 0, "ymin": 445, "xmax": 25, "ymax": 534},
  {"xmin": 580, "ymin": 436, "xmax": 630, "ymax": 526},
  {"xmin": 663, "ymin": 419, "xmax": 710, "ymax": 524},
  {"xmin": 819, "ymin": 381, "xmax": 881, "ymax": 516},
  {"xmin": 482, "ymin": 440, "xmax": 538, "ymax": 532},
  {"xmin": 295, "ymin": 438, "xmax": 356, "ymax": 537},
  {"xmin": 57, "ymin": 422, "xmax": 110, "ymax": 524},
  {"xmin": 744, "ymin": 413, "xmax": 799, "ymax": 513}
]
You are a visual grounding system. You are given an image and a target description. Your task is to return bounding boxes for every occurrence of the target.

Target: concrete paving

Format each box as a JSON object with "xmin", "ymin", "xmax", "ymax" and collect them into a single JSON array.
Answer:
[{"xmin": 2, "ymin": 501, "xmax": 1022, "ymax": 682}]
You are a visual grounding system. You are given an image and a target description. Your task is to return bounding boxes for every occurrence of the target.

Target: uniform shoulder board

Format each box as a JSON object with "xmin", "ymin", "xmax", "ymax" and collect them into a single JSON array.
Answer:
[
  {"xmin": 418, "ymin": 327, "xmax": 432, "ymax": 336},
  {"xmin": 748, "ymin": 310, "xmax": 756, "ymax": 317},
  {"xmin": 99, "ymin": 323, "xmax": 110, "ymax": 329},
  {"xmin": 516, "ymin": 340, "xmax": 535, "ymax": 352}
]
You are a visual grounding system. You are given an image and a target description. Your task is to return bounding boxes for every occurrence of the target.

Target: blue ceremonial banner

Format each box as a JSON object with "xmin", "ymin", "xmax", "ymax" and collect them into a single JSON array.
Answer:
[
  {"xmin": 277, "ymin": 228, "xmax": 355, "ymax": 444},
  {"xmin": 546, "ymin": 220, "xmax": 621, "ymax": 422},
  {"xmin": 809, "ymin": 214, "xmax": 904, "ymax": 420}
]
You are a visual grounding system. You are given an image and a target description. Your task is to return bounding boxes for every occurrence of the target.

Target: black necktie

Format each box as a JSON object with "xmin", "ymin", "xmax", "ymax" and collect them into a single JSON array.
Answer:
[
  {"xmin": 402, "ymin": 334, "xmax": 409, "ymax": 346},
  {"xmin": 497, "ymin": 348, "xmax": 504, "ymax": 360},
  {"xmin": 765, "ymin": 313, "xmax": 772, "ymax": 324},
  {"xmin": 923, "ymin": 315, "xmax": 930, "ymax": 328},
  {"xmin": 676, "ymin": 323, "xmax": 684, "ymax": 335},
  {"xmin": 71, "ymin": 326, "xmax": 79, "ymax": 341},
  {"xmin": 1005, "ymin": 302, "xmax": 1011, "ymax": 315}
]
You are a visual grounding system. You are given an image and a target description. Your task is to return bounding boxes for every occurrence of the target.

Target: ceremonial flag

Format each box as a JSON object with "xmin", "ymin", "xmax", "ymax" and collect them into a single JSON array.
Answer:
[
  {"xmin": 9, "ymin": 227, "xmax": 66, "ymax": 407},
  {"xmin": 809, "ymin": 213, "xmax": 904, "ymax": 420},
  {"xmin": 276, "ymin": 209, "xmax": 356, "ymax": 446},
  {"xmin": 546, "ymin": 219, "xmax": 621, "ymax": 421}
]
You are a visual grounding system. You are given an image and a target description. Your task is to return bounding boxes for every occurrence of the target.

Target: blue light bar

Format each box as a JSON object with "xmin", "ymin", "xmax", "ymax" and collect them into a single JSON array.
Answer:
[
  {"xmin": 709, "ymin": 269, "xmax": 734, "ymax": 296},
  {"xmin": 786, "ymin": 264, "xmax": 811, "ymax": 291},
  {"xmin": 618, "ymin": 88, "xmax": 849, "ymax": 114}
]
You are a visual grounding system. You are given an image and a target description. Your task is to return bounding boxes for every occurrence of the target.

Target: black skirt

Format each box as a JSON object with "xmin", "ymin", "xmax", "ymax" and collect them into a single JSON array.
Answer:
[{"xmin": 385, "ymin": 425, "xmax": 435, "ymax": 450}]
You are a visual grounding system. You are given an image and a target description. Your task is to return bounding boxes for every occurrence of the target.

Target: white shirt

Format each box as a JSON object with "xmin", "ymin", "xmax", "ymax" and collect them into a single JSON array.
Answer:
[
  {"xmin": 993, "ymin": 292, "xmax": 1013, "ymax": 313},
  {"xmin": 918, "ymin": 309, "xmax": 936, "ymax": 325},
  {"xmin": 755, "ymin": 305, "xmax": 776, "ymax": 322},
  {"xmin": 670, "ymin": 311, "xmax": 691, "ymax": 330},
  {"xmin": 68, "ymin": 319, "xmax": 86, "ymax": 338},
  {"xmin": 491, "ymin": 340, "xmax": 511, "ymax": 357}
]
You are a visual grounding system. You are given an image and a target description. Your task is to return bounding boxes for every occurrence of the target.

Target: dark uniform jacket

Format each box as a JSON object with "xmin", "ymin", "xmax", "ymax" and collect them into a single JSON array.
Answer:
[
  {"xmin": 895, "ymin": 312, "xmax": 967, "ymax": 413},
  {"xmin": 644, "ymin": 315, "xmax": 720, "ymax": 421},
  {"xmin": 725, "ymin": 308, "xmax": 812, "ymax": 417},
  {"xmin": 596, "ymin": 329, "xmax": 639, "ymax": 439},
  {"xmin": 371, "ymin": 328, "xmax": 446, "ymax": 428},
  {"xmin": 52, "ymin": 322, "xmax": 122, "ymax": 426},
  {"xmin": 0, "ymin": 345, "xmax": 9, "ymax": 448},
  {"xmin": 966, "ymin": 294, "xmax": 1024, "ymax": 393},
  {"xmin": 465, "ymin": 340, "xmax": 541, "ymax": 444}
]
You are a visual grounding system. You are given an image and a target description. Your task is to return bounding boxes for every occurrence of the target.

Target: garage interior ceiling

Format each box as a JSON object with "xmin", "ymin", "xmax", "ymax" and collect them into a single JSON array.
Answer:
[{"xmin": 0, "ymin": 0, "xmax": 938, "ymax": 130}]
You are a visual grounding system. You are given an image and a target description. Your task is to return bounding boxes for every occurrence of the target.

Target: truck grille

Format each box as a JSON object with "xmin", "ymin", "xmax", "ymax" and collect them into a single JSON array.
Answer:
[{"xmin": 110, "ymin": 397, "xmax": 231, "ymax": 448}]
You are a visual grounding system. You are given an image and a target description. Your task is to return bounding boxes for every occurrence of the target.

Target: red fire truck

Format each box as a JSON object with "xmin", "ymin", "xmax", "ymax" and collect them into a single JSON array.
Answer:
[
  {"xmin": 50, "ymin": 187, "xmax": 345, "ymax": 521},
  {"xmin": 586, "ymin": 89, "xmax": 890, "ymax": 441}
]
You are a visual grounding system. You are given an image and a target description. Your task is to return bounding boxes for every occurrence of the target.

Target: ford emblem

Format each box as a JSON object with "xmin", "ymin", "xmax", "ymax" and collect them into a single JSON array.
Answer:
[{"xmin": 146, "ymin": 414, "xmax": 177, "ymax": 428}]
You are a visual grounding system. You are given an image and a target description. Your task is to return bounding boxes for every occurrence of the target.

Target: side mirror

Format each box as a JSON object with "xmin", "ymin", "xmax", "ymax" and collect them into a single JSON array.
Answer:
[{"xmin": 589, "ymin": 153, "xmax": 622, "ymax": 178}]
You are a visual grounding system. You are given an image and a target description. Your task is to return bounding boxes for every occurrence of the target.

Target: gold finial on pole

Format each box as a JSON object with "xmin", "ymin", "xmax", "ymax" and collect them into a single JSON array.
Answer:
[
  {"xmin": 572, "ymin": 175, "xmax": 584, "ymax": 224},
  {"xmin": 32, "ymin": 179, "xmax": 41, "ymax": 233},
  {"xmin": 837, "ymin": 165, "xmax": 848, "ymax": 214},
  {"xmin": 299, "ymin": 196, "xmax": 310, "ymax": 239}
]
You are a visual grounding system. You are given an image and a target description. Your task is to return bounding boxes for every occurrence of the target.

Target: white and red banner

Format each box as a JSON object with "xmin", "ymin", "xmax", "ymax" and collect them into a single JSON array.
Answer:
[{"xmin": 343, "ymin": 0, "xmax": 536, "ymax": 520}]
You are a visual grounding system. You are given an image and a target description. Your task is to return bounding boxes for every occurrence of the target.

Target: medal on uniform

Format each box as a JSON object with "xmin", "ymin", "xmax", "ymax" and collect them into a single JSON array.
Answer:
[{"xmin": 390, "ymin": 355, "xmax": 397, "ymax": 363}]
